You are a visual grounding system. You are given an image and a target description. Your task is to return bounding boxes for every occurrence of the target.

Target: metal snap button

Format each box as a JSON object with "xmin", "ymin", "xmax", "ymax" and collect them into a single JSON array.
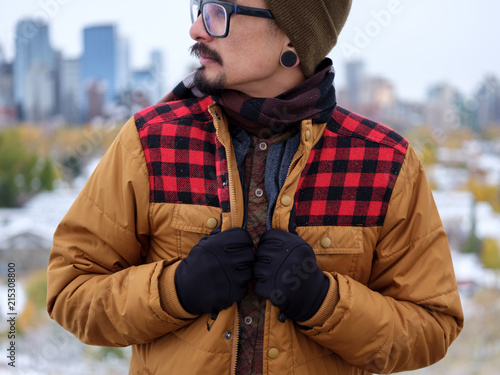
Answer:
[
  {"xmin": 321, "ymin": 237, "xmax": 332, "ymax": 248},
  {"xmin": 281, "ymin": 195, "xmax": 292, "ymax": 206},
  {"xmin": 305, "ymin": 130, "xmax": 311, "ymax": 141},
  {"xmin": 207, "ymin": 218, "xmax": 218, "ymax": 229},
  {"xmin": 268, "ymin": 348, "xmax": 279, "ymax": 359}
]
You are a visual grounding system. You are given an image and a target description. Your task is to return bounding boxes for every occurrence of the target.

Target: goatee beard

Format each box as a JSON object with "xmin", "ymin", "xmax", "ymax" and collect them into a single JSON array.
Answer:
[
  {"xmin": 193, "ymin": 66, "xmax": 226, "ymax": 96},
  {"xmin": 190, "ymin": 43, "xmax": 226, "ymax": 95}
]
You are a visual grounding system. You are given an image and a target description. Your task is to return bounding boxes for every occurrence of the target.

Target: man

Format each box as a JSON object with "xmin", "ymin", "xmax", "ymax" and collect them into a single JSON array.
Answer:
[{"xmin": 47, "ymin": 0, "xmax": 464, "ymax": 374}]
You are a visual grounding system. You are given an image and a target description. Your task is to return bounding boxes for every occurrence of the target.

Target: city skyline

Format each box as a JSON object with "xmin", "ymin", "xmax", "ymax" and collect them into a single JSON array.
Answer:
[
  {"xmin": 1, "ymin": 17, "xmax": 499, "ymax": 129},
  {"xmin": 2, "ymin": 1, "xmax": 500, "ymax": 101},
  {"xmin": 0, "ymin": 19, "xmax": 165, "ymax": 124},
  {"xmin": 1, "ymin": 17, "xmax": 498, "ymax": 104}
]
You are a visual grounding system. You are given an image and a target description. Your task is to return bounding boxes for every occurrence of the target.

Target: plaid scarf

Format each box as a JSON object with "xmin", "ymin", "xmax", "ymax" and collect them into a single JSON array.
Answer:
[{"xmin": 158, "ymin": 59, "xmax": 337, "ymax": 137}]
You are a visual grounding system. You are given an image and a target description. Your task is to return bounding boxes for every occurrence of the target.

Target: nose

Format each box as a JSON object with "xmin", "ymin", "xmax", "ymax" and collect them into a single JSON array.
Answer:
[{"xmin": 189, "ymin": 14, "xmax": 214, "ymax": 42}]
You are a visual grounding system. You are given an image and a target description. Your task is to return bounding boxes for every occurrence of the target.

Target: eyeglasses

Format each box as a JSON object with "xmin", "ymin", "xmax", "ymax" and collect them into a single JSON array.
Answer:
[{"xmin": 190, "ymin": 0, "xmax": 275, "ymax": 38}]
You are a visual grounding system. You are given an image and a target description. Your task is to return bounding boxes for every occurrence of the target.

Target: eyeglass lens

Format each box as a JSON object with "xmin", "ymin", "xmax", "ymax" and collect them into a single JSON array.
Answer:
[
  {"xmin": 190, "ymin": 0, "xmax": 228, "ymax": 37},
  {"xmin": 203, "ymin": 3, "xmax": 228, "ymax": 36}
]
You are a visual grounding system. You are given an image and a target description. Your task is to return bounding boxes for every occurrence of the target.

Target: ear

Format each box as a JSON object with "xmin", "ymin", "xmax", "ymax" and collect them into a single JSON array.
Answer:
[{"xmin": 280, "ymin": 41, "xmax": 300, "ymax": 69}]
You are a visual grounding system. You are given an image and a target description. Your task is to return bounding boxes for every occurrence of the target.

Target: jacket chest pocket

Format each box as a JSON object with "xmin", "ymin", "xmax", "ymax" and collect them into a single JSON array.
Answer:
[
  {"xmin": 148, "ymin": 203, "xmax": 223, "ymax": 262},
  {"xmin": 170, "ymin": 204, "xmax": 223, "ymax": 258},
  {"xmin": 296, "ymin": 226, "xmax": 374, "ymax": 283}
]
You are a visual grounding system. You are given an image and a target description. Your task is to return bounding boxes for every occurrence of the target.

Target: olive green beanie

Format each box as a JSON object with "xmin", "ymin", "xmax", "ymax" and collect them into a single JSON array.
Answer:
[{"xmin": 265, "ymin": 0, "xmax": 353, "ymax": 77}]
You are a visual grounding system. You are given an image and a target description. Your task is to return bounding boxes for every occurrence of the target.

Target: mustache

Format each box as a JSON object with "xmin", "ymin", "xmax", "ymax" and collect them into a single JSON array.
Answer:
[{"xmin": 190, "ymin": 43, "xmax": 223, "ymax": 65}]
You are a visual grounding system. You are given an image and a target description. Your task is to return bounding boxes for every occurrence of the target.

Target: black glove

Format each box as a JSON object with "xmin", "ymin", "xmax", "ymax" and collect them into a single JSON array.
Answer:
[
  {"xmin": 254, "ymin": 229, "xmax": 329, "ymax": 322},
  {"xmin": 174, "ymin": 228, "xmax": 255, "ymax": 315}
]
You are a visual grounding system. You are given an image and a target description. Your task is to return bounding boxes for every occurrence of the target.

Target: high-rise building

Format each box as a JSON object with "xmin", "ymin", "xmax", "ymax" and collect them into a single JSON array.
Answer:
[
  {"xmin": 150, "ymin": 49, "xmax": 165, "ymax": 101},
  {"xmin": 59, "ymin": 58, "xmax": 81, "ymax": 124},
  {"xmin": 130, "ymin": 50, "xmax": 165, "ymax": 109},
  {"xmin": 13, "ymin": 19, "xmax": 55, "ymax": 121},
  {"xmin": 116, "ymin": 37, "xmax": 131, "ymax": 95},
  {"xmin": 345, "ymin": 60, "xmax": 365, "ymax": 111},
  {"xmin": 0, "ymin": 61, "xmax": 16, "ymax": 127},
  {"xmin": 125, "ymin": 49, "xmax": 165, "ymax": 116},
  {"xmin": 131, "ymin": 70, "xmax": 156, "ymax": 107},
  {"xmin": 0, "ymin": 43, "xmax": 5, "ymax": 66},
  {"xmin": 53, "ymin": 50, "xmax": 62, "ymax": 117},
  {"xmin": 0, "ymin": 43, "xmax": 16, "ymax": 126},
  {"xmin": 87, "ymin": 81, "xmax": 106, "ymax": 120},
  {"xmin": 81, "ymin": 25, "xmax": 120, "ymax": 121},
  {"xmin": 24, "ymin": 63, "xmax": 56, "ymax": 123},
  {"xmin": 426, "ymin": 83, "xmax": 463, "ymax": 130},
  {"xmin": 476, "ymin": 75, "xmax": 500, "ymax": 129}
]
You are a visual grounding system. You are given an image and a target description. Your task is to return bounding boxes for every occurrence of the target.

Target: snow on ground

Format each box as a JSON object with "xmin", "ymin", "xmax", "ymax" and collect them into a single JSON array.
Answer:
[
  {"xmin": 452, "ymin": 251, "xmax": 500, "ymax": 293},
  {"xmin": 0, "ymin": 320, "xmax": 131, "ymax": 374},
  {"xmin": 0, "ymin": 158, "xmax": 100, "ymax": 250},
  {"xmin": 475, "ymin": 202, "xmax": 500, "ymax": 242}
]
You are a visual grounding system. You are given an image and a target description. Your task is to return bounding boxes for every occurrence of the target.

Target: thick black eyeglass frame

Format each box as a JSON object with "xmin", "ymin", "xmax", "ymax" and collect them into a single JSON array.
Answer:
[{"xmin": 191, "ymin": 0, "xmax": 275, "ymax": 38}]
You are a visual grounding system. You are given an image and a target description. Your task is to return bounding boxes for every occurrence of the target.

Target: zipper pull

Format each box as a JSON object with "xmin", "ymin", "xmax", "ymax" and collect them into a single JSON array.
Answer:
[
  {"xmin": 207, "ymin": 312, "xmax": 219, "ymax": 331},
  {"xmin": 278, "ymin": 312, "xmax": 287, "ymax": 323}
]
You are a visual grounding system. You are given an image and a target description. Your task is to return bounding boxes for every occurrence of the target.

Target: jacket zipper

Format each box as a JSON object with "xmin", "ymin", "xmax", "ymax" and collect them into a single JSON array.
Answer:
[
  {"xmin": 210, "ymin": 106, "xmax": 242, "ymax": 373},
  {"xmin": 232, "ymin": 307, "xmax": 240, "ymax": 375},
  {"xmin": 285, "ymin": 149, "xmax": 304, "ymax": 182},
  {"xmin": 227, "ymin": 149, "xmax": 239, "ymax": 228}
]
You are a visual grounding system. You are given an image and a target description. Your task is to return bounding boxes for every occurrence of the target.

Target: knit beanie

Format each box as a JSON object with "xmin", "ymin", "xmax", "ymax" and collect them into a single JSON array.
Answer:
[{"xmin": 264, "ymin": 0, "xmax": 352, "ymax": 78}]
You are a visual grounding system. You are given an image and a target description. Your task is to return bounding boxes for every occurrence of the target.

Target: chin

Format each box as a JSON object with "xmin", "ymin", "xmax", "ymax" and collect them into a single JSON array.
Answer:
[{"xmin": 194, "ymin": 67, "xmax": 226, "ymax": 96}]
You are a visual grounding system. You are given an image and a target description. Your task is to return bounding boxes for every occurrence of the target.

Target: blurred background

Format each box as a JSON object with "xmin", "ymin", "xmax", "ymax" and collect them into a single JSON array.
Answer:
[{"xmin": 1, "ymin": 0, "xmax": 499, "ymax": 373}]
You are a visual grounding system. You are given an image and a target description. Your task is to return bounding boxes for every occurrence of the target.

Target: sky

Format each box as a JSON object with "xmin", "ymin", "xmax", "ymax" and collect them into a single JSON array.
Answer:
[{"xmin": 1, "ymin": 0, "xmax": 500, "ymax": 102}]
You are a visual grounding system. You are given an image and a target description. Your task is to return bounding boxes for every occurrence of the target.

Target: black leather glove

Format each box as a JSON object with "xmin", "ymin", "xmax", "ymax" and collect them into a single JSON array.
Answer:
[
  {"xmin": 254, "ymin": 229, "xmax": 329, "ymax": 322},
  {"xmin": 174, "ymin": 228, "xmax": 255, "ymax": 315}
]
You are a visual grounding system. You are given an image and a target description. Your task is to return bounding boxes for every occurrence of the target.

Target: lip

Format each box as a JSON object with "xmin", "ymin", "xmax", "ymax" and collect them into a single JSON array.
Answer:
[{"xmin": 199, "ymin": 55, "xmax": 216, "ymax": 65}]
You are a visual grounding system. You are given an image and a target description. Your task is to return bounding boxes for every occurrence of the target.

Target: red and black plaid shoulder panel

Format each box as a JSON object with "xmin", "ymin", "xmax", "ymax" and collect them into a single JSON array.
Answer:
[
  {"xmin": 295, "ymin": 106, "xmax": 409, "ymax": 227},
  {"xmin": 134, "ymin": 97, "xmax": 231, "ymax": 211}
]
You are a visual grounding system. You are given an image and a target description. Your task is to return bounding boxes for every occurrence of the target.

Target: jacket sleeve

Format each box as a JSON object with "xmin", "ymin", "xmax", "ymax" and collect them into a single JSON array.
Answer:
[
  {"xmin": 47, "ymin": 117, "xmax": 194, "ymax": 347},
  {"xmin": 299, "ymin": 145, "xmax": 464, "ymax": 373}
]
